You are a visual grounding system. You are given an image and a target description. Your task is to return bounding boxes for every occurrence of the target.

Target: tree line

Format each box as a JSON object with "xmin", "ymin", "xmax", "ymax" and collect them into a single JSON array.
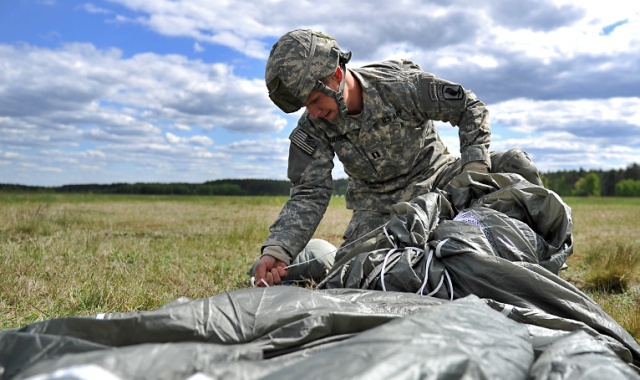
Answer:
[
  {"xmin": 0, "ymin": 179, "xmax": 351, "ymax": 197},
  {"xmin": 1, "ymin": 164, "xmax": 638, "ymax": 197},
  {"xmin": 542, "ymin": 163, "xmax": 640, "ymax": 197}
]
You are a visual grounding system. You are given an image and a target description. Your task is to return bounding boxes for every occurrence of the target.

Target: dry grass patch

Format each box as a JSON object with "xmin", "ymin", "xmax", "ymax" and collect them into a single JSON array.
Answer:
[
  {"xmin": 561, "ymin": 197, "xmax": 640, "ymax": 341},
  {"xmin": 582, "ymin": 242, "xmax": 640, "ymax": 293},
  {"xmin": 0, "ymin": 194, "xmax": 349, "ymax": 329}
]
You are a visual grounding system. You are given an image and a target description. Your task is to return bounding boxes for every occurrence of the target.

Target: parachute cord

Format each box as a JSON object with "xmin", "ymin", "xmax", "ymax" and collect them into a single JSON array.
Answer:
[
  {"xmin": 382, "ymin": 224, "xmax": 397, "ymax": 249},
  {"xmin": 425, "ymin": 271, "xmax": 446, "ymax": 297},
  {"xmin": 445, "ymin": 270, "xmax": 454, "ymax": 301},
  {"xmin": 434, "ymin": 238, "xmax": 454, "ymax": 300},
  {"xmin": 250, "ymin": 277, "xmax": 272, "ymax": 287},
  {"xmin": 380, "ymin": 247, "xmax": 399, "ymax": 292},
  {"xmin": 284, "ymin": 222, "xmax": 388, "ymax": 270},
  {"xmin": 417, "ymin": 247, "xmax": 434, "ymax": 296},
  {"xmin": 415, "ymin": 238, "xmax": 454, "ymax": 300},
  {"xmin": 380, "ymin": 224, "xmax": 397, "ymax": 291}
]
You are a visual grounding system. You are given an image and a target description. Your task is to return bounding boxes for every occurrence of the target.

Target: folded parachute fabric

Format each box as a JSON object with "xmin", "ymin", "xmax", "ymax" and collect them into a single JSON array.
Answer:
[
  {"xmin": 318, "ymin": 172, "xmax": 640, "ymax": 371},
  {"xmin": 2, "ymin": 290, "xmax": 639, "ymax": 380}
]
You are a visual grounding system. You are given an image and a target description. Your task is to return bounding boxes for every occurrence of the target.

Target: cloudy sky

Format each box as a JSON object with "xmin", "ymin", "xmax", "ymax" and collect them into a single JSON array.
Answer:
[{"xmin": 0, "ymin": 0, "xmax": 638, "ymax": 186}]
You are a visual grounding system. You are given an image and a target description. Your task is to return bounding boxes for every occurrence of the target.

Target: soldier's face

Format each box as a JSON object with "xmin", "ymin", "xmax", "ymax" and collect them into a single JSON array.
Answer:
[
  {"xmin": 303, "ymin": 89, "xmax": 339, "ymax": 121},
  {"xmin": 303, "ymin": 73, "xmax": 342, "ymax": 121}
]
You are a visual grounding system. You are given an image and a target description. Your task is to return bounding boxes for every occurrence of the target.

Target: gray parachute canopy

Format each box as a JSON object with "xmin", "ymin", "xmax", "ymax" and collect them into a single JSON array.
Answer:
[{"xmin": 2, "ymin": 172, "xmax": 639, "ymax": 380}]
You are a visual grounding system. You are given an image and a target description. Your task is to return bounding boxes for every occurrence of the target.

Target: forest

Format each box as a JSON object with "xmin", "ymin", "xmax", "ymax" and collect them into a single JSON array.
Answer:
[{"xmin": 1, "ymin": 163, "xmax": 639, "ymax": 197}]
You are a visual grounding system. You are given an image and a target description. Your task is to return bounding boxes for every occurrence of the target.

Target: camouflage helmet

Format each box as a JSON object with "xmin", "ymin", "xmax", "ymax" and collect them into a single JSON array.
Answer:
[{"xmin": 265, "ymin": 29, "xmax": 351, "ymax": 114}]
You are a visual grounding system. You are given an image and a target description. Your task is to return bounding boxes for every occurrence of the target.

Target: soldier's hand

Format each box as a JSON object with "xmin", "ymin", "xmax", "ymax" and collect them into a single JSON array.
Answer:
[{"xmin": 254, "ymin": 255, "xmax": 288, "ymax": 287}]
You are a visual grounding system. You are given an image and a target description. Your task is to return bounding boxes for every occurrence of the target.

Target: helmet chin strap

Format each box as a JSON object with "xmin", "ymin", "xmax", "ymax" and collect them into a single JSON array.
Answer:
[{"xmin": 313, "ymin": 52, "xmax": 351, "ymax": 124}]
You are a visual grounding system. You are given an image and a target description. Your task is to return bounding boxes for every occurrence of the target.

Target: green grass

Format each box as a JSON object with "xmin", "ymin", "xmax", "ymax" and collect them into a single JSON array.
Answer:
[{"xmin": 1, "ymin": 193, "xmax": 639, "ymax": 343}]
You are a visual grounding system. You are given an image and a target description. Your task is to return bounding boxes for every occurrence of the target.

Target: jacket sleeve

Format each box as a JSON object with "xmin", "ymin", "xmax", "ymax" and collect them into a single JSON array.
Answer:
[
  {"xmin": 415, "ymin": 71, "xmax": 491, "ymax": 168},
  {"xmin": 261, "ymin": 124, "xmax": 334, "ymax": 264}
]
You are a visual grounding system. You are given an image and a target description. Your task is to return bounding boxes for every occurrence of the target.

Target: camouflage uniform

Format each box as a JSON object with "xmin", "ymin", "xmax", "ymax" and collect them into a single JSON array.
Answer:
[{"xmin": 262, "ymin": 58, "xmax": 491, "ymax": 263}]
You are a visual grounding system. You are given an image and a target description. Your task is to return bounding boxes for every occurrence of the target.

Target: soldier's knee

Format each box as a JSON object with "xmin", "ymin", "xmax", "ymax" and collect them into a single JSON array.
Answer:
[
  {"xmin": 288, "ymin": 239, "xmax": 337, "ymax": 283},
  {"xmin": 250, "ymin": 239, "xmax": 337, "ymax": 284},
  {"xmin": 336, "ymin": 211, "xmax": 388, "ymax": 261},
  {"xmin": 491, "ymin": 148, "xmax": 543, "ymax": 186}
]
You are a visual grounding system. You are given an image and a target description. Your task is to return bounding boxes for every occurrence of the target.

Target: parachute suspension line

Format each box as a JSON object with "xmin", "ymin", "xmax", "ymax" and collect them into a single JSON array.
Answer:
[
  {"xmin": 375, "ymin": 227, "xmax": 456, "ymax": 300},
  {"xmin": 425, "ymin": 270, "xmax": 446, "ymax": 297},
  {"xmin": 417, "ymin": 247, "xmax": 434, "ymax": 296},
  {"xmin": 345, "ymin": 221, "xmax": 388, "ymax": 248},
  {"xmin": 383, "ymin": 224, "xmax": 397, "ymax": 249},
  {"xmin": 284, "ymin": 222, "xmax": 389, "ymax": 270},
  {"xmin": 435, "ymin": 238, "xmax": 454, "ymax": 300},
  {"xmin": 445, "ymin": 270, "xmax": 454, "ymax": 301},
  {"xmin": 380, "ymin": 247, "xmax": 399, "ymax": 292},
  {"xmin": 381, "ymin": 225, "xmax": 430, "ymax": 292},
  {"xmin": 251, "ymin": 277, "xmax": 272, "ymax": 287},
  {"xmin": 380, "ymin": 224, "xmax": 399, "ymax": 291},
  {"xmin": 418, "ymin": 247, "xmax": 445, "ymax": 298},
  {"xmin": 415, "ymin": 238, "xmax": 454, "ymax": 300}
]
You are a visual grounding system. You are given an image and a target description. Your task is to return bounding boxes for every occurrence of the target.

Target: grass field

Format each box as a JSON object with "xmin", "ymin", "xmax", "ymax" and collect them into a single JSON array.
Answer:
[{"xmin": 1, "ymin": 193, "xmax": 639, "ymax": 341}]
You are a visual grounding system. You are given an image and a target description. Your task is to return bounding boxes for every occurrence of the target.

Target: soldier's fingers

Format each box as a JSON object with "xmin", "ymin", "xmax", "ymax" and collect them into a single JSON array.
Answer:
[
  {"xmin": 275, "ymin": 265, "xmax": 288, "ymax": 279},
  {"xmin": 254, "ymin": 260, "xmax": 267, "ymax": 281},
  {"xmin": 270, "ymin": 268, "xmax": 282, "ymax": 285},
  {"xmin": 265, "ymin": 271, "xmax": 276, "ymax": 286}
]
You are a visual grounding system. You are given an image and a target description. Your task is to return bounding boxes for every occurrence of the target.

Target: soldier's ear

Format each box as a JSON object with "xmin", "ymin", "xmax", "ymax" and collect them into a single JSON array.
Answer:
[{"xmin": 334, "ymin": 67, "xmax": 343, "ymax": 83}]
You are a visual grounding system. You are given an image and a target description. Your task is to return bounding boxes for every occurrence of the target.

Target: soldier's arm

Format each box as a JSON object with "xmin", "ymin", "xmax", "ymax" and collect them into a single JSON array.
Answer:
[
  {"xmin": 261, "ymin": 125, "xmax": 334, "ymax": 265},
  {"xmin": 415, "ymin": 72, "xmax": 491, "ymax": 169}
]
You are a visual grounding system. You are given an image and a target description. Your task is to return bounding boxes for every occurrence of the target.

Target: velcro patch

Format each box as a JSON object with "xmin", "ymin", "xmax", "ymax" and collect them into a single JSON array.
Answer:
[
  {"xmin": 291, "ymin": 129, "xmax": 317, "ymax": 155},
  {"xmin": 429, "ymin": 82, "xmax": 438, "ymax": 101}
]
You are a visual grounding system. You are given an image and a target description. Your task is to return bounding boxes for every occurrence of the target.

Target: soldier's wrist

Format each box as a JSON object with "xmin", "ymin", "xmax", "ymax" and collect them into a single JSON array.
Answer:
[{"xmin": 261, "ymin": 246, "xmax": 292, "ymax": 266}]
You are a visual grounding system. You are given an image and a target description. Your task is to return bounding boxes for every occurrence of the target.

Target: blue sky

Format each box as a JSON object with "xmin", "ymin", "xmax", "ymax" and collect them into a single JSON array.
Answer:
[{"xmin": 0, "ymin": 0, "xmax": 638, "ymax": 186}]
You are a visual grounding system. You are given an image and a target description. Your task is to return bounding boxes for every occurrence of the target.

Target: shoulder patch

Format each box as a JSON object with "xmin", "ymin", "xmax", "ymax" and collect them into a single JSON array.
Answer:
[
  {"xmin": 442, "ymin": 85, "xmax": 464, "ymax": 100},
  {"xmin": 291, "ymin": 129, "xmax": 317, "ymax": 155}
]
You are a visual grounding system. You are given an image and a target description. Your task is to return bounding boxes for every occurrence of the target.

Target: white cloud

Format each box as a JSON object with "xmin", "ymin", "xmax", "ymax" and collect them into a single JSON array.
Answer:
[
  {"xmin": 488, "ymin": 97, "xmax": 640, "ymax": 171},
  {"xmin": 0, "ymin": 151, "xmax": 20, "ymax": 159},
  {"xmin": 491, "ymin": 97, "xmax": 640, "ymax": 133},
  {"xmin": 2, "ymin": 0, "xmax": 639, "ymax": 185},
  {"xmin": 0, "ymin": 40, "xmax": 288, "ymax": 185},
  {"xmin": 221, "ymin": 138, "xmax": 289, "ymax": 156},
  {"xmin": 84, "ymin": 150, "xmax": 107, "ymax": 158},
  {"xmin": 80, "ymin": 3, "xmax": 112, "ymax": 14},
  {"xmin": 165, "ymin": 132, "xmax": 214, "ymax": 146}
]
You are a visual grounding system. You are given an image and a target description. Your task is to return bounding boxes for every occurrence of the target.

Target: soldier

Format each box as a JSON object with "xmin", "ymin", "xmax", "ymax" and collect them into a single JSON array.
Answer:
[{"xmin": 253, "ymin": 29, "xmax": 541, "ymax": 287}]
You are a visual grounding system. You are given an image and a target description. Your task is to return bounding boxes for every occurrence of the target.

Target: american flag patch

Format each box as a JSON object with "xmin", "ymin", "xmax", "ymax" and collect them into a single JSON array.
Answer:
[{"xmin": 291, "ymin": 129, "xmax": 316, "ymax": 155}]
